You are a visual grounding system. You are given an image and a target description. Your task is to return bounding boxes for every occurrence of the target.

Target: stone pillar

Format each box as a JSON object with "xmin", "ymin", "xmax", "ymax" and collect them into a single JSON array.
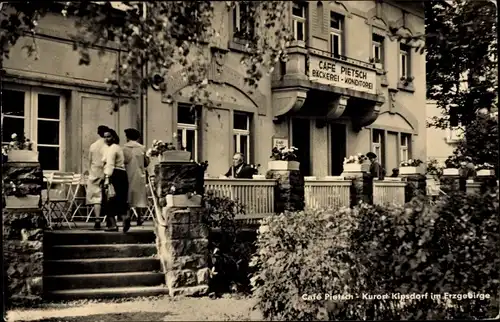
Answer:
[
  {"xmin": 401, "ymin": 174, "xmax": 426, "ymax": 203},
  {"xmin": 466, "ymin": 180, "xmax": 482, "ymax": 195},
  {"xmin": 3, "ymin": 209, "xmax": 46, "ymax": 306},
  {"xmin": 342, "ymin": 172, "xmax": 373, "ymax": 207},
  {"xmin": 475, "ymin": 174, "xmax": 498, "ymax": 194},
  {"xmin": 440, "ymin": 174, "xmax": 461, "ymax": 194},
  {"xmin": 154, "ymin": 161, "xmax": 210, "ymax": 297},
  {"xmin": 266, "ymin": 161, "xmax": 305, "ymax": 213}
]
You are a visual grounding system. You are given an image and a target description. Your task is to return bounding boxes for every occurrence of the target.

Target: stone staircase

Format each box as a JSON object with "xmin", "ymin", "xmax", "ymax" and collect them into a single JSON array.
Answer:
[{"xmin": 44, "ymin": 228, "xmax": 168, "ymax": 300}]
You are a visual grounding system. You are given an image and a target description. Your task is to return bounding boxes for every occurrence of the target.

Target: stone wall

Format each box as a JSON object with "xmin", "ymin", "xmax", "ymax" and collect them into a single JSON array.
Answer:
[
  {"xmin": 3, "ymin": 210, "xmax": 46, "ymax": 306},
  {"xmin": 266, "ymin": 169, "xmax": 305, "ymax": 213},
  {"xmin": 154, "ymin": 161, "xmax": 210, "ymax": 296}
]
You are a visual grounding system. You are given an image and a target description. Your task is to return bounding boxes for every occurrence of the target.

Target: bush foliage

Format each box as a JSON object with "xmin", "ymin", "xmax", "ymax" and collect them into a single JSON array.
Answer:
[
  {"xmin": 251, "ymin": 190, "xmax": 499, "ymax": 320},
  {"xmin": 203, "ymin": 191, "xmax": 255, "ymax": 295}
]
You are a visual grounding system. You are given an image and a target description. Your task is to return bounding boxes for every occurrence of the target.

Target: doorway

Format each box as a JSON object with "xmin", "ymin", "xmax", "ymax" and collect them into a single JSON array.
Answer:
[
  {"xmin": 330, "ymin": 123, "xmax": 347, "ymax": 176},
  {"xmin": 291, "ymin": 118, "xmax": 311, "ymax": 176}
]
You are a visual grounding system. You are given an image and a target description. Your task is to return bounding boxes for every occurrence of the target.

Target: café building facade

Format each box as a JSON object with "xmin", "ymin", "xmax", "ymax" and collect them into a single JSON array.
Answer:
[{"xmin": 2, "ymin": 1, "xmax": 426, "ymax": 177}]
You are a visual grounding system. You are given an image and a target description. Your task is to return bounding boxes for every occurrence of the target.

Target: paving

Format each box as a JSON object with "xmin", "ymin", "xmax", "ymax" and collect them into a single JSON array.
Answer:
[{"xmin": 6, "ymin": 295, "xmax": 262, "ymax": 321}]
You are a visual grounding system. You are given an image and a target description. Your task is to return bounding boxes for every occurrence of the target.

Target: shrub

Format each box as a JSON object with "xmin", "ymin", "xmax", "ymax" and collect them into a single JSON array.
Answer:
[
  {"xmin": 251, "ymin": 191, "xmax": 500, "ymax": 320},
  {"xmin": 203, "ymin": 191, "xmax": 255, "ymax": 295},
  {"xmin": 250, "ymin": 208, "xmax": 362, "ymax": 320}
]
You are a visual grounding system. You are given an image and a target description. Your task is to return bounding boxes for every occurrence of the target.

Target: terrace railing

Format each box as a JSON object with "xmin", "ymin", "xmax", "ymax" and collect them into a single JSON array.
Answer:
[
  {"xmin": 204, "ymin": 178, "xmax": 276, "ymax": 224},
  {"xmin": 373, "ymin": 179, "xmax": 406, "ymax": 206},
  {"xmin": 304, "ymin": 178, "xmax": 351, "ymax": 209}
]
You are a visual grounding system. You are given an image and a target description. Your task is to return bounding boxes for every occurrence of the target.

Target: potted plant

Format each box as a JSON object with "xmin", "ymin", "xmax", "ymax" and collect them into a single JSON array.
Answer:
[
  {"xmin": 268, "ymin": 146, "xmax": 300, "ymax": 171},
  {"xmin": 443, "ymin": 154, "xmax": 461, "ymax": 176},
  {"xmin": 400, "ymin": 76, "xmax": 414, "ymax": 87},
  {"xmin": 426, "ymin": 158, "xmax": 443, "ymax": 180},
  {"xmin": 342, "ymin": 154, "xmax": 369, "ymax": 173},
  {"xmin": 146, "ymin": 139, "xmax": 191, "ymax": 163},
  {"xmin": 3, "ymin": 181, "xmax": 41, "ymax": 209},
  {"xmin": 250, "ymin": 164, "xmax": 264, "ymax": 179},
  {"xmin": 476, "ymin": 163, "xmax": 495, "ymax": 177},
  {"xmin": 399, "ymin": 158, "xmax": 424, "ymax": 175},
  {"xmin": 4, "ymin": 133, "xmax": 38, "ymax": 163}
]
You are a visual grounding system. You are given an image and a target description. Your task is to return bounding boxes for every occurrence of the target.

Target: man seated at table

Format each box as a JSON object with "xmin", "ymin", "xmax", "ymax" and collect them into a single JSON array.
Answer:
[{"xmin": 224, "ymin": 153, "xmax": 254, "ymax": 179}]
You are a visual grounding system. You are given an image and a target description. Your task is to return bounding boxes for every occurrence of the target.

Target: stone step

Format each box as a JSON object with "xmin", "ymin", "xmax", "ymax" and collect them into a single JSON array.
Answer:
[
  {"xmin": 45, "ymin": 285, "xmax": 170, "ymax": 301},
  {"xmin": 44, "ymin": 272, "xmax": 165, "ymax": 291},
  {"xmin": 45, "ymin": 244, "xmax": 157, "ymax": 260},
  {"xmin": 44, "ymin": 230, "xmax": 156, "ymax": 246},
  {"xmin": 44, "ymin": 257, "xmax": 161, "ymax": 275}
]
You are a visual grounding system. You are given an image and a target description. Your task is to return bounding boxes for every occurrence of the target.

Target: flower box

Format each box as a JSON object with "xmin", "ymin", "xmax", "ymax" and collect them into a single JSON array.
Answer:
[
  {"xmin": 477, "ymin": 169, "xmax": 495, "ymax": 177},
  {"xmin": 399, "ymin": 166, "xmax": 425, "ymax": 175},
  {"xmin": 7, "ymin": 150, "xmax": 38, "ymax": 163},
  {"xmin": 342, "ymin": 163, "xmax": 369, "ymax": 173},
  {"xmin": 5, "ymin": 195, "xmax": 41, "ymax": 209},
  {"xmin": 304, "ymin": 176, "xmax": 317, "ymax": 181},
  {"xmin": 443, "ymin": 168, "xmax": 460, "ymax": 176},
  {"xmin": 252, "ymin": 175, "xmax": 266, "ymax": 179},
  {"xmin": 166, "ymin": 194, "xmax": 202, "ymax": 208},
  {"xmin": 268, "ymin": 160, "xmax": 300, "ymax": 171},
  {"xmin": 159, "ymin": 150, "xmax": 191, "ymax": 162}
]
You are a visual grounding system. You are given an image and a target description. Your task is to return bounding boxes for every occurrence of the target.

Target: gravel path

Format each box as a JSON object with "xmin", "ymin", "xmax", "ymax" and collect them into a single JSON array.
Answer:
[{"xmin": 6, "ymin": 295, "xmax": 263, "ymax": 321}]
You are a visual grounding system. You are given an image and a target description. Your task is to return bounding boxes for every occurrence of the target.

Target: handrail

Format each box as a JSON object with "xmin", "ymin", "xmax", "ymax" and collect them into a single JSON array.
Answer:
[{"xmin": 307, "ymin": 46, "xmax": 375, "ymax": 70}]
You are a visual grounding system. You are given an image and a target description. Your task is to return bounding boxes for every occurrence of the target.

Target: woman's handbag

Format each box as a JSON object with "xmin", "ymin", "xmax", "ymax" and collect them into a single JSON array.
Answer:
[{"xmin": 106, "ymin": 183, "xmax": 116, "ymax": 199}]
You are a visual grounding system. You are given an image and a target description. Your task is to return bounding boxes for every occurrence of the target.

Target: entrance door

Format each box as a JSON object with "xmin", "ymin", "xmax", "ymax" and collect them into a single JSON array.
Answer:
[
  {"xmin": 292, "ymin": 118, "xmax": 311, "ymax": 176},
  {"xmin": 330, "ymin": 123, "xmax": 346, "ymax": 176}
]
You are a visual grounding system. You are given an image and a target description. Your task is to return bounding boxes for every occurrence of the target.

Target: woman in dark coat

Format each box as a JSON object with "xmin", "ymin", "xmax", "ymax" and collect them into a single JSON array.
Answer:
[{"xmin": 102, "ymin": 129, "xmax": 129, "ymax": 232}]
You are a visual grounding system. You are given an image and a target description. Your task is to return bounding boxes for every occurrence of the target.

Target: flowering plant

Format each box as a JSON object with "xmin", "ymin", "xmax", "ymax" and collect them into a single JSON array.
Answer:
[
  {"xmin": 343, "ymin": 153, "xmax": 367, "ymax": 164},
  {"xmin": 2, "ymin": 133, "xmax": 34, "ymax": 156},
  {"xmin": 270, "ymin": 146, "xmax": 298, "ymax": 162},
  {"xmin": 250, "ymin": 163, "xmax": 261, "ymax": 175},
  {"xmin": 475, "ymin": 162, "xmax": 495, "ymax": 171},
  {"xmin": 426, "ymin": 159, "xmax": 443, "ymax": 178},
  {"xmin": 400, "ymin": 159, "xmax": 424, "ymax": 167},
  {"xmin": 444, "ymin": 152, "xmax": 470, "ymax": 169},
  {"xmin": 146, "ymin": 139, "xmax": 176, "ymax": 157}
]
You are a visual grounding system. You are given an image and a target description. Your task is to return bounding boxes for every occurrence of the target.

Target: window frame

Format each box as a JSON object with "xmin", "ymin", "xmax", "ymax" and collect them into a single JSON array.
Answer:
[
  {"xmin": 232, "ymin": 112, "xmax": 251, "ymax": 164},
  {"xmin": 372, "ymin": 33, "xmax": 384, "ymax": 64},
  {"xmin": 292, "ymin": 2, "xmax": 306, "ymax": 42},
  {"xmin": 176, "ymin": 104, "xmax": 200, "ymax": 162},
  {"xmin": 400, "ymin": 133, "xmax": 411, "ymax": 162},
  {"xmin": 330, "ymin": 12, "xmax": 343, "ymax": 57},
  {"xmin": 2, "ymin": 85, "xmax": 66, "ymax": 171},
  {"xmin": 233, "ymin": 2, "xmax": 254, "ymax": 40},
  {"xmin": 399, "ymin": 43, "xmax": 410, "ymax": 79}
]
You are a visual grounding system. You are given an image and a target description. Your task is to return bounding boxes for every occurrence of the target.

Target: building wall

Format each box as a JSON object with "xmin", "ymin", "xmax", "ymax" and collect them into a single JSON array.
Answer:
[
  {"xmin": 3, "ymin": 1, "xmax": 427, "ymax": 178},
  {"xmin": 3, "ymin": 11, "xmax": 138, "ymax": 174}
]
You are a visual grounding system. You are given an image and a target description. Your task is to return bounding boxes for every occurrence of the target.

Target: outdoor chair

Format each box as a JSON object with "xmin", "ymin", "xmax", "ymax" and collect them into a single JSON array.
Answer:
[
  {"xmin": 68, "ymin": 173, "xmax": 88, "ymax": 222},
  {"xmin": 43, "ymin": 172, "xmax": 77, "ymax": 229}
]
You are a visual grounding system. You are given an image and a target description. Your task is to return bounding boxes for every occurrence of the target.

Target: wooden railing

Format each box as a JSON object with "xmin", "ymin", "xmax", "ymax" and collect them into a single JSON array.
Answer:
[
  {"xmin": 373, "ymin": 180, "xmax": 406, "ymax": 206},
  {"xmin": 204, "ymin": 178, "xmax": 276, "ymax": 224},
  {"xmin": 304, "ymin": 179, "xmax": 351, "ymax": 209}
]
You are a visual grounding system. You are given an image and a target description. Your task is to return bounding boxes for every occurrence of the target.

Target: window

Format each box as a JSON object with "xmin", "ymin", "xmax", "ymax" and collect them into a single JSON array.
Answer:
[
  {"xmin": 233, "ymin": 112, "xmax": 251, "ymax": 163},
  {"xmin": 2, "ymin": 87, "xmax": 65, "ymax": 171},
  {"xmin": 292, "ymin": 2, "xmax": 306, "ymax": 41},
  {"xmin": 399, "ymin": 43, "xmax": 410, "ymax": 79},
  {"xmin": 400, "ymin": 133, "xmax": 411, "ymax": 162},
  {"xmin": 372, "ymin": 129, "xmax": 384, "ymax": 161},
  {"xmin": 330, "ymin": 12, "xmax": 343, "ymax": 57},
  {"xmin": 233, "ymin": 2, "xmax": 254, "ymax": 40},
  {"xmin": 176, "ymin": 104, "xmax": 199, "ymax": 161},
  {"xmin": 372, "ymin": 34, "xmax": 384, "ymax": 64}
]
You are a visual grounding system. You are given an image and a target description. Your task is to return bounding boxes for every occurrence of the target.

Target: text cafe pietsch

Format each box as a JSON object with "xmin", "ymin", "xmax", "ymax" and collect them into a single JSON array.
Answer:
[{"xmin": 311, "ymin": 60, "xmax": 374, "ymax": 91}]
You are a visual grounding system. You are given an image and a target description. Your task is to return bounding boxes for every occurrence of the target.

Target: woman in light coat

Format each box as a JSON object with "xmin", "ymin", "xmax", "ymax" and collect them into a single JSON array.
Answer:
[
  {"xmin": 123, "ymin": 128, "xmax": 149, "ymax": 228},
  {"xmin": 102, "ymin": 129, "xmax": 129, "ymax": 232}
]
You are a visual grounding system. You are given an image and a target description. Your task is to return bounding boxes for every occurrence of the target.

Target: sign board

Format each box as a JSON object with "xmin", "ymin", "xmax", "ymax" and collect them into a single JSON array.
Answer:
[
  {"xmin": 308, "ymin": 56, "xmax": 377, "ymax": 95},
  {"xmin": 273, "ymin": 137, "xmax": 289, "ymax": 149}
]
